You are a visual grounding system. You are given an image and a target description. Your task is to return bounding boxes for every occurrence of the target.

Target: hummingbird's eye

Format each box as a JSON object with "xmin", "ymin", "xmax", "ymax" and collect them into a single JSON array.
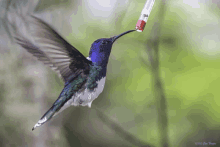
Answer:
[
  {"xmin": 101, "ymin": 40, "xmax": 111, "ymax": 45},
  {"xmin": 101, "ymin": 41, "xmax": 107, "ymax": 45}
]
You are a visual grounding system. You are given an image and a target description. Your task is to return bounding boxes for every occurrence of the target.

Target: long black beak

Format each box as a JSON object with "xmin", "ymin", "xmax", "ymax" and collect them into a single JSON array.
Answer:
[{"xmin": 112, "ymin": 30, "xmax": 135, "ymax": 43}]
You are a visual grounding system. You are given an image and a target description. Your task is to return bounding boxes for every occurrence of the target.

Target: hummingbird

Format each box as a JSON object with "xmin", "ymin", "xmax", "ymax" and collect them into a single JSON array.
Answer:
[{"xmin": 13, "ymin": 15, "xmax": 135, "ymax": 131}]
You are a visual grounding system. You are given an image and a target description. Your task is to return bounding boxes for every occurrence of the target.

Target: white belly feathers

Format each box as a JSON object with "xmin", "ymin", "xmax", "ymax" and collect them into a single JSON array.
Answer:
[
  {"xmin": 72, "ymin": 77, "xmax": 106, "ymax": 107},
  {"xmin": 53, "ymin": 77, "xmax": 106, "ymax": 117}
]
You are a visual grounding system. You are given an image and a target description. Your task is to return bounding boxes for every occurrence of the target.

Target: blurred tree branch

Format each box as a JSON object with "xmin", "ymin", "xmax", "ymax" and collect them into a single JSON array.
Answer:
[
  {"xmin": 95, "ymin": 107, "xmax": 155, "ymax": 147},
  {"xmin": 96, "ymin": 2, "xmax": 156, "ymax": 146},
  {"xmin": 1, "ymin": 0, "xmax": 13, "ymax": 41},
  {"xmin": 142, "ymin": 0, "xmax": 170, "ymax": 147},
  {"xmin": 34, "ymin": 0, "xmax": 72, "ymax": 12}
]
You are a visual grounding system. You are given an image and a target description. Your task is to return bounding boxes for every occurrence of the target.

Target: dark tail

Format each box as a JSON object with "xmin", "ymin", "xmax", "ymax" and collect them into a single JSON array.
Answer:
[
  {"xmin": 32, "ymin": 104, "xmax": 59, "ymax": 131},
  {"xmin": 32, "ymin": 96, "xmax": 70, "ymax": 131}
]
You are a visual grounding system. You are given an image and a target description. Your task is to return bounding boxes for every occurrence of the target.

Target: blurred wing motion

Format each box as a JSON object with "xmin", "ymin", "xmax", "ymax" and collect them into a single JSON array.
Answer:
[
  {"xmin": 13, "ymin": 15, "xmax": 92, "ymax": 82},
  {"xmin": 9, "ymin": 15, "xmax": 93, "ymax": 130}
]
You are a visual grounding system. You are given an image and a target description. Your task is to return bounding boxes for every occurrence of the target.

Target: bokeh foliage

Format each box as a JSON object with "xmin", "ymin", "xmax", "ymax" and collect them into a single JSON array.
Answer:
[{"xmin": 0, "ymin": 0, "xmax": 220, "ymax": 147}]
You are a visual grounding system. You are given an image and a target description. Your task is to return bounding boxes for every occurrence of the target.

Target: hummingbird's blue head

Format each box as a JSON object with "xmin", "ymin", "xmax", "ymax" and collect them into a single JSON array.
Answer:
[{"xmin": 89, "ymin": 30, "xmax": 135, "ymax": 67}]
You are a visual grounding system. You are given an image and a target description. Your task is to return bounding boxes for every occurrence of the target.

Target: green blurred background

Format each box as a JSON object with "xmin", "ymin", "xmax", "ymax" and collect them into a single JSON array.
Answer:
[{"xmin": 0, "ymin": 0, "xmax": 220, "ymax": 147}]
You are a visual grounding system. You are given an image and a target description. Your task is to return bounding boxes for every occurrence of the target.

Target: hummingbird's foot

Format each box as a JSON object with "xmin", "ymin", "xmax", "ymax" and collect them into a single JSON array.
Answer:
[
  {"xmin": 87, "ymin": 101, "xmax": 93, "ymax": 108},
  {"xmin": 32, "ymin": 117, "xmax": 47, "ymax": 131}
]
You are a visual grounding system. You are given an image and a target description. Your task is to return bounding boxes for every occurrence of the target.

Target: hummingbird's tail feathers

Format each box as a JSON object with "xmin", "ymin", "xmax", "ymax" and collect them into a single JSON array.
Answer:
[
  {"xmin": 32, "ymin": 117, "xmax": 47, "ymax": 131},
  {"xmin": 32, "ymin": 103, "xmax": 63, "ymax": 131},
  {"xmin": 32, "ymin": 93, "xmax": 73, "ymax": 131}
]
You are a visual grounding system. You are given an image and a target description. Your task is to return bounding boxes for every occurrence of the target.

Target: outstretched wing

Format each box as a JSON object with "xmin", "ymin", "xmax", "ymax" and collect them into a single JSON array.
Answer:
[{"xmin": 13, "ymin": 15, "xmax": 92, "ymax": 82}]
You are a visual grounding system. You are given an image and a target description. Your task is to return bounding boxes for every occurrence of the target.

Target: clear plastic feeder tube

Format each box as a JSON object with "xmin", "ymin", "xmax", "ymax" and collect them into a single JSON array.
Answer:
[{"xmin": 135, "ymin": 0, "xmax": 155, "ymax": 32}]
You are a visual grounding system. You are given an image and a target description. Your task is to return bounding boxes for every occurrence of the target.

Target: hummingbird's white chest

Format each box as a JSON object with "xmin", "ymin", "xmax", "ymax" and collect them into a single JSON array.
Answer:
[
  {"xmin": 72, "ymin": 76, "xmax": 106, "ymax": 107},
  {"xmin": 56, "ymin": 77, "xmax": 106, "ymax": 115}
]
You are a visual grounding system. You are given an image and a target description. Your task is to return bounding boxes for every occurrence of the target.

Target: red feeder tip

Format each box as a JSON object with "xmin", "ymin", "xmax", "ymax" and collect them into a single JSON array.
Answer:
[{"xmin": 135, "ymin": 20, "xmax": 146, "ymax": 32}]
